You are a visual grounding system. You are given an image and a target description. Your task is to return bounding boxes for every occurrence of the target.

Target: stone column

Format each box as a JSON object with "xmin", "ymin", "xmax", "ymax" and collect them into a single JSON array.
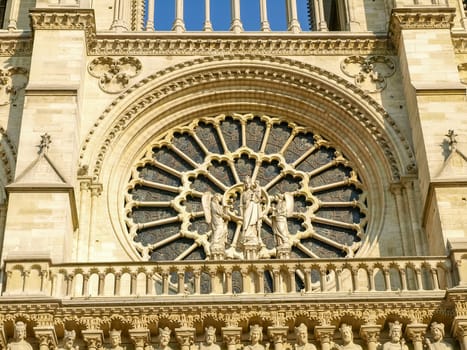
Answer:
[
  {"xmin": 222, "ymin": 327, "xmax": 242, "ymax": 350},
  {"xmin": 453, "ymin": 319, "xmax": 467, "ymax": 350},
  {"xmin": 268, "ymin": 327, "xmax": 289, "ymax": 350},
  {"xmin": 230, "ymin": 0, "xmax": 243, "ymax": 33},
  {"xmin": 110, "ymin": 0, "xmax": 129, "ymax": 31},
  {"xmin": 175, "ymin": 327, "xmax": 195, "ymax": 350},
  {"xmin": 6, "ymin": 0, "xmax": 20, "ymax": 30},
  {"xmin": 172, "ymin": 0, "xmax": 186, "ymax": 32},
  {"xmin": 145, "ymin": 0, "xmax": 155, "ymax": 31},
  {"xmin": 286, "ymin": 0, "xmax": 301, "ymax": 33},
  {"xmin": 259, "ymin": 0, "xmax": 270, "ymax": 31},
  {"xmin": 405, "ymin": 323, "xmax": 427, "ymax": 350},
  {"xmin": 360, "ymin": 325, "xmax": 381, "ymax": 350},
  {"xmin": 314, "ymin": 326, "xmax": 335, "ymax": 350},
  {"xmin": 129, "ymin": 329, "xmax": 151, "ymax": 350},
  {"xmin": 203, "ymin": 0, "xmax": 213, "ymax": 31},
  {"xmin": 82, "ymin": 330, "xmax": 104, "ymax": 350},
  {"xmin": 34, "ymin": 326, "xmax": 57, "ymax": 350}
]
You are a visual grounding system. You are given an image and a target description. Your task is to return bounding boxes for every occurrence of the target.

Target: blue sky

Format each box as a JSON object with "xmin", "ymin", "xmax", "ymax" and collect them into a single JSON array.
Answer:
[{"xmin": 148, "ymin": 0, "xmax": 311, "ymax": 31}]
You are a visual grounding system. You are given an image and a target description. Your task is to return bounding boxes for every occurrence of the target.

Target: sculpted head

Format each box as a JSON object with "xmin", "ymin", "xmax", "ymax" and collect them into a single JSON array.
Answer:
[
  {"xmin": 294, "ymin": 323, "xmax": 309, "ymax": 345},
  {"xmin": 159, "ymin": 327, "xmax": 171, "ymax": 347},
  {"xmin": 430, "ymin": 323, "xmax": 445, "ymax": 341},
  {"xmin": 14, "ymin": 322, "xmax": 27, "ymax": 341},
  {"xmin": 389, "ymin": 322, "xmax": 403, "ymax": 342},
  {"xmin": 249, "ymin": 325, "xmax": 263, "ymax": 343},
  {"xmin": 339, "ymin": 324, "xmax": 353, "ymax": 344},
  {"xmin": 64, "ymin": 330, "xmax": 76, "ymax": 349},
  {"xmin": 110, "ymin": 330, "xmax": 121, "ymax": 347},
  {"xmin": 204, "ymin": 327, "xmax": 216, "ymax": 345}
]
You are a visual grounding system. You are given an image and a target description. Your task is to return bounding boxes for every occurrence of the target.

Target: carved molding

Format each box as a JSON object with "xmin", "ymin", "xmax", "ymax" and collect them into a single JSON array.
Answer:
[
  {"xmin": 0, "ymin": 127, "xmax": 17, "ymax": 184},
  {"xmin": 79, "ymin": 56, "xmax": 415, "ymax": 183},
  {"xmin": 452, "ymin": 35, "xmax": 467, "ymax": 54},
  {"xmin": 88, "ymin": 57, "xmax": 142, "ymax": 94},
  {"xmin": 389, "ymin": 7, "xmax": 456, "ymax": 49},
  {"xmin": 341, "ymin": 56, "xmax": 396, "ymax": 93},
  {"xmin": 29, "ymin": 9, "xmax": 96, "ymax": 31},
  {"xmin": 0, "ymin": 37, "xmax": 32, "ymax": 57},
  {"xmin": 87, "ymin": 35, "xmax": 392, "ymax": 56}
]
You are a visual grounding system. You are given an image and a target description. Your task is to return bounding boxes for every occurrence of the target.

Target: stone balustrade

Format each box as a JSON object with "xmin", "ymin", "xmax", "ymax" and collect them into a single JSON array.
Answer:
[{"xmin": 2, "ymin": 256, "xmax": 452, "ymax": 298}]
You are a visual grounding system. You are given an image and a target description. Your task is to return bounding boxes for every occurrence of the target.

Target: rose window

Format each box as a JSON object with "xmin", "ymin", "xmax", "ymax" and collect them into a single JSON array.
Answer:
[{"xmin": 125, "ymin": 114, "xmax": 367, "ymax": 261}]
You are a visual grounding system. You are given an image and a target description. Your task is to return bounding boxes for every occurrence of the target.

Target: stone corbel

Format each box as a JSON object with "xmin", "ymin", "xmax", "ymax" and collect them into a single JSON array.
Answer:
[
  {"xmin": 268, "ymin": 327, "xmax": 289, "ymax": 350},
  {"xmin": 314, "ymin": 326, "xmax": 335, "ymax": 350},
  {"xmin": 359, "ymin": 325, "xmax": 381, "ymax": 350},
  {"xmin": 82, "ymin": 330, "xmax": 104, "ymax": 350},
  {"xmin": 340, "ymin": 56, "xmax": 395, "ymax": 93},
  {"xmin": 405, "ymin": 323, "xmax": 427, "ymax": 350},
  {"xmin": 88, "ymin": 57, "xmax": 142, "ymax": 94},
  {"xmin": 129, "ymin": 329, "xmax": 151, "ymax": 350},
  {"xmin": 33, "ymin": 326, "xmax": 57, "ymax": 350},
  {"xmin": 175, "ymin": 327, "xmax": 196, "ymax": 350},
  {"xmin": 0, "ymin": 67, "xmax": 28, "ymax": 106},
  {"xmin": 221, "ymin": 327, "xmax": 242, "ymax": 350}
]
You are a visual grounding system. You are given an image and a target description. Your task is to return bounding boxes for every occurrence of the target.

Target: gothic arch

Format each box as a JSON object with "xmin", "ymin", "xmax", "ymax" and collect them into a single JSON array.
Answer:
[{"xmin": 79, "ymin": 55, "xmax": 416, "ymax": 260}]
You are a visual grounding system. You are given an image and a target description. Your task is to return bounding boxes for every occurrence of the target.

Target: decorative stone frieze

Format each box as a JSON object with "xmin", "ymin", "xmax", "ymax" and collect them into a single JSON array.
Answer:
[
  {"xmin": 29, "ymin": 9, "xmax": 96, "ymax": 31},
  {"xmin": 0, "ymin": 67, "xmax": 28, "ymax": 106},
  {"xmin": 88, "ymin": 57, "xmax": 142, "ymax": 94},
  {"xmin": 0, "ymin": 127, "xmax": 16, "ymax": 184},
  {"xmin": 341, "ymin": 56, "xmax": 395, "ymax": 93},
  {"xmin": 0, "ymin": 38, "xmax": 32, "ymax": 57}
]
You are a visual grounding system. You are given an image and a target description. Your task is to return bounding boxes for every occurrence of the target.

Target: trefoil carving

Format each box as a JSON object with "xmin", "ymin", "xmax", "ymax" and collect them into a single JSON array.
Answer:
[
  {"xmin": 340, "ymin": 56, "xmax": 395, "ymax": 93},
  {"xmin": 88, "ymin": 57, "xmax": 142, "ymax": 94}
]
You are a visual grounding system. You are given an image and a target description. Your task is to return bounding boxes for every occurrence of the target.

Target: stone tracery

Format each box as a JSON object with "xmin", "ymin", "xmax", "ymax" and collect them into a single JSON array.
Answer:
[{"xmin": 125, "ymin": 114, "xmax": 367, "ymax": 261}]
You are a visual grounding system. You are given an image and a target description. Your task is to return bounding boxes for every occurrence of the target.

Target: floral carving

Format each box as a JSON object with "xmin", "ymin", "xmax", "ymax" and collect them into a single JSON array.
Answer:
[
  {"xmin": 88, "ymin": 57, "xmax": 142, "ymax": 94},
  {"xmin": 341, "ymin": 56, "xmax": 395, "ymax": 93},
  {"xmin": 0, "ymin": 67, "xmax": 28, "ymax": 106}
]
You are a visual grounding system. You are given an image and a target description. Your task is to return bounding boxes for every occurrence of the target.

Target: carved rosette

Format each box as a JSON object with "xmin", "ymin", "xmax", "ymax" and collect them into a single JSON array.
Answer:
[
  {"xmin": 340, "ymin": 56, "xmax": 395, "ymax": 93},
  {"xmin": 88, "ymin": 57, "xmax": 142, "ymax": 94}
]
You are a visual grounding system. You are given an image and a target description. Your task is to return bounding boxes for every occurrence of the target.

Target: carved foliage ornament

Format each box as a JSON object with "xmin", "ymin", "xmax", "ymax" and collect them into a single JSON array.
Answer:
[
  {"xmin": 0, "ymin": 67, "xmax": 28, "ymax": 106},
  {"xmin": 88, "ymin": 57, "xmax": 142, "ymax": 94},
  {"xmin": 341, "ymin": 56, "xmax": 395, "ymax": 93}
]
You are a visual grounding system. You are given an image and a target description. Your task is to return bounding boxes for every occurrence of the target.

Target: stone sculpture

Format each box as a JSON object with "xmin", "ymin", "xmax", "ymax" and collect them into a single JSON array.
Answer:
[
  {"xmin": 199, "ymin": 327, "xmax": 220, "ymax": 350},
  {"xmin": 61, "ymin": 330, "xmax": 79, "ymax": 350},
  {"xmin": 425, "ymin": 323, "xmax": 453, "ymax": 350},
  {"xmin": 332, "ymin": 324, "xmax": 362, "ymax": 350},
  {"xmin": 294, "ymin": 324, "xmax": 316, "ymax": 350},
  {"xmin": 382, "ymin": 322, "xmax": 408, "ymax": 350},
  {"xmin": 243, "ymin": 325, "xmax": 266, "ymax": 350},
  {"xmin": 158, "ymin": 328, "xmax": 173, "ymax": 350},
  {"xmin": 109, "ymin": 330, "xmax": 125, "ymax": 350},
  {"xmin": 7, "ymin": 322, "xmax": 32, "ymax": 350}
]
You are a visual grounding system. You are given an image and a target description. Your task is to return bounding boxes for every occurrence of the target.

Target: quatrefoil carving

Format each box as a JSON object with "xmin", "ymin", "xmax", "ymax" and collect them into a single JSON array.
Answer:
[
  {"xmin": 88, "ymin": 57, "xmax": 142, "ymax": 94},
  {"xmin": 341, "ymin": 56, "xmax": 395, "ymax": 93}
]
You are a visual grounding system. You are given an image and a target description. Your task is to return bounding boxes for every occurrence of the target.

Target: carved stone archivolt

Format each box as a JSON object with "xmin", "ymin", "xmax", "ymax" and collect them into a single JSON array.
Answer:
[
  {"xmin": 88, "ymin": 57, "xmax": 142, "ymax": 94},
  {"xmin": 340, "ymin": 56, "xmax": 395, "ymax": 93},
  {"xmin": 79, "ymin": 56, "xmax": 415, "ymax": 183}
]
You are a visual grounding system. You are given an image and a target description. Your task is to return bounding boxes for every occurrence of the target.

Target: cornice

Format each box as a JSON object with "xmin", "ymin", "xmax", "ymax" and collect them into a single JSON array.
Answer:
[
  {"xmin": 29, "ymin": 8, "xmax": 96, "ymax": 31},
  {"xmin": 389, "ymin": 7, "xmax": 456, "ymax": 49},
  {"xmin": 87, "ymin": 33, "xmax": 392, "ymax": 56}
]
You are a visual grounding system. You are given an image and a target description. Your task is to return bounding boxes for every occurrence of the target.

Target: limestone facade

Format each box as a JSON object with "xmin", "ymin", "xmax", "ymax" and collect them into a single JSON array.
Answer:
[{"xmin": 0, "ymin": 1, "xmax": 466, "ymax": 350}]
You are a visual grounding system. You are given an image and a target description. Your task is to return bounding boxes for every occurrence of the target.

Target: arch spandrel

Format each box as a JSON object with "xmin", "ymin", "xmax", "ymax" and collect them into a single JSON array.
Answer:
[{"xmin": 78, "ymin": 56, "xmax": 416, "ymax": 262}]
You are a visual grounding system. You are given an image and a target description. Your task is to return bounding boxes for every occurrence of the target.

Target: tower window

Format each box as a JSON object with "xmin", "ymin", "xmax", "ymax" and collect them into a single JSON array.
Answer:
[
  {"xmin": 307, "ymin": 0, "xmax": 347, "ymax": 31},
  {"xmin": 0, "ymin": 0, "xmax": 6, "ymax": 28}
]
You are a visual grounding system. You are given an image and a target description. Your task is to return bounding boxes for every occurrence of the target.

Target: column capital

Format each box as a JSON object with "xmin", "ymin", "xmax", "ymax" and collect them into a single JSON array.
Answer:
[
  {"xmin": 175, "ymin": 327, "xmax": 195, "ymax": 350},
  {"xmin": 268, "ymin": 327, "xmax": 289, "ymax": 344},
  {"xmin": 82, "ymin": 330, "xmax": 104, "ymax": 349},
  {"xmin": 33, "ymin": 326, "xmax": 57, "ymax": 350},
  {"xmin": 314, "ymin": 326, "xmax": 335, "ymax": 344},
  {"xmin": 405, "ymin": 323, "xmax": 427, "ymax": 342},
  {"xmin": 221, "ymin": 327, "xmax": 242, "ymax": 346},
  {"xmin": 359, "ymin": 325, "xmax": 381, "ymax": 342}
]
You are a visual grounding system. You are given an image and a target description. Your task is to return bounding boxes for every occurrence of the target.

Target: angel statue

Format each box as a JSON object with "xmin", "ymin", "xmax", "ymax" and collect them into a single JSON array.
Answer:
[
  {"xmin": 271, "ymin": 193, "xmax": 293, "ymax": 249},
  {"xmin": 202, "ymin": 192, "xmax": 229, "ymax": 257}
]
